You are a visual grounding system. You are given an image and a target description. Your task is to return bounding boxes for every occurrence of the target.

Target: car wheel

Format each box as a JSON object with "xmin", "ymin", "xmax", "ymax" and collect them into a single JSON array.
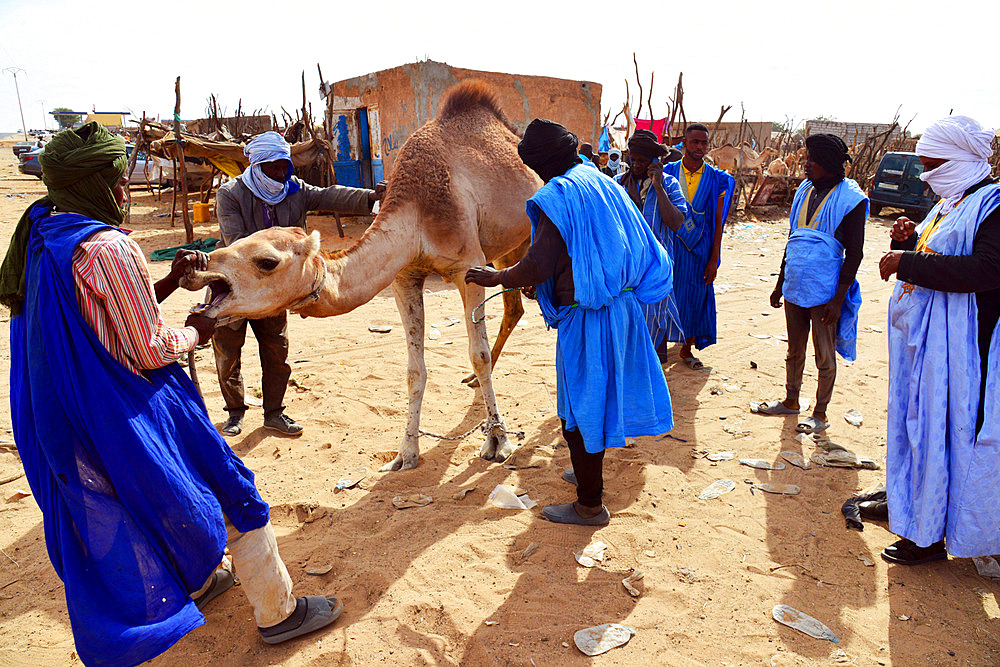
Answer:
[{"xmin": 870, "ymin": 203, "xmax": 883, "ymax": 217}]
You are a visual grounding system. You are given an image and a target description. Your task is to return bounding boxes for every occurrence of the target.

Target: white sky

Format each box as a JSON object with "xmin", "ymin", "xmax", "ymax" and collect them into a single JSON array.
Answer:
[{"xmin": 1, "ymin": 0, "xmax": 995, "ymax": 137}]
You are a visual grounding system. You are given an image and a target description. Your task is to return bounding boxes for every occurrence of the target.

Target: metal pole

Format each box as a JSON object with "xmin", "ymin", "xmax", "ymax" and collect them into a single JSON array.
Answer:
[{"xmin": 4, "ymin": 68, "xmax": 28, "ymax": 140}]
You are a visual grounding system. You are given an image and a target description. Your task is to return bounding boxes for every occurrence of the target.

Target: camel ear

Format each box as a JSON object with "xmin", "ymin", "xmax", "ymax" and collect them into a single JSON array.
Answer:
[{"xmin": 294, "ymin": 230, "xmax": 321, "ymax": 258}]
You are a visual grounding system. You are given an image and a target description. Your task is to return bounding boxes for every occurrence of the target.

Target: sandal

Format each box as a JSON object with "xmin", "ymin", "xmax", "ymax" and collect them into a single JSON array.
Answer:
[
  {"xmin": 681, "ymin": 356, "xmax": 704, "ymax": 370},
  {"xmin": 796, "ymin": 416, "xmax": 830, "ymax": 434},
  {"xmin": 542, "ymin": 502, "xmax": 610, "ymax": 526},
  {"xmin": 194, "ymin": 569, "xmax": 235, "ymax": 611},
  {"xmin": 258, "ymin": 595, "xmax": 343, "ymax": 645}
]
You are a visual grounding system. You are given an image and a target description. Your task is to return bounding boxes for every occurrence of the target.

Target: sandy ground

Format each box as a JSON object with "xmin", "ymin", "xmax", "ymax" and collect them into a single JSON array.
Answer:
[{"xmin": 0, "ymin": 139, "xmax": 998, "ymax": 666}]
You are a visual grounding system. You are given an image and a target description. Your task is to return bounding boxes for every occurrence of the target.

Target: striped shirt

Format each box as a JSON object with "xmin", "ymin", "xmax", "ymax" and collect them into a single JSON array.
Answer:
[{"xmin": 72, "ymin": 229, "xmax": 198, "ymax": 376}]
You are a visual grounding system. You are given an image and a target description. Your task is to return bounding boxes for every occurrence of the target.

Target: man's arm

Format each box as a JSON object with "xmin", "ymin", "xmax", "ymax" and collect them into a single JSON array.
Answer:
[
  {"xmin": 465, "ymin": 214, "xmax": 563, "ymax": 288},
  {"xmin": 216, "ymin": 185, "xmax": 251, "ymax": 246},
  {"xmin": 652, "ymin": 171, "xmax": 686, "ymax": 232},
  {"xmin": 896, "ymin": 207, "xmax": 1000, "ymax": 292},
  {"xmin": 82, "ymin": 236, "xmax": 209, "ymax": 369},
  {"xmin": 302, "ymin": 181, "xmax": 376, "ymax": 215},
  {"xmin": 705, "ymin": 191, "xmax": 727, "ymax": 284}
]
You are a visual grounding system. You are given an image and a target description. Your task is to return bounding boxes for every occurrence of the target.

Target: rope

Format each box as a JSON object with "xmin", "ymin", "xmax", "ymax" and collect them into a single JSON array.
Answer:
[
  {"xmin": 412, "ymin": 414, "xmax": 514, "ymax": 441},
  {"xmin": 471, "ymin": 288, "xmax": 520, "ymax": 324}
]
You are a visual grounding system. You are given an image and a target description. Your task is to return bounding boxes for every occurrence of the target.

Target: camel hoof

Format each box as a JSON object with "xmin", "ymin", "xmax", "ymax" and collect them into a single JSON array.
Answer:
[
  {"xmin": 494, "ymin": 440, "xmax": 518, "ymax": 463},
  {"xmin": 479, "ymin": 438, "xmax": 498, "ymax": 461},
  {"xmin": 461, "ymin": 372, "xmax": 480, "ymax": 388},
  {"xmin": 379, "ymin": 451, "xmax": 419, "ymax": 472}
]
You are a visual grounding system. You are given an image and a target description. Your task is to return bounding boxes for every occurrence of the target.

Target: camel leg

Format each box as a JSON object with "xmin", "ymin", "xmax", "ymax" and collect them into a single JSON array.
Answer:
[
  {"xmin": 462, "ymin": 242, "xmax": 528, "ymax": 387},
  {"xmin": 380, "ymin": 272, "xmax": 427, "ymax": 472},
  {"xmin": 453, "ymin": 275, "xmax": 516, "ymax": 463}
]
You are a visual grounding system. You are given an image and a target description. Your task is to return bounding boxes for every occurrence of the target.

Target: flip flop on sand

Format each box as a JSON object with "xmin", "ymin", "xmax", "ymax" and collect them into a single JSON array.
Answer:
[
  {"xmin": 258, "ymin": 595, "xmax": 343, "ymax": 645},
  {"xmin": 754, "ymin": 400, "xmax": 800, "ymax": 416},
  {"xmin": 681, "ymin": 356, "xmax": 704, "ymax": 370},
  {"xmin": 796, "ymin": 416, "xmax": 830, "ymax": 434},
  {"xmin": 194, "ymin": 569, "xmax": 235, "ymax": 611}
]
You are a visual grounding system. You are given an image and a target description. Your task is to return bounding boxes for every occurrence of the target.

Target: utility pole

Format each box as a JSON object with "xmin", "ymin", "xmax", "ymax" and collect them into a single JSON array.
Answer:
[{"xmin": 3, "ymin": 67, "xmax": 28, "ymax": 140}]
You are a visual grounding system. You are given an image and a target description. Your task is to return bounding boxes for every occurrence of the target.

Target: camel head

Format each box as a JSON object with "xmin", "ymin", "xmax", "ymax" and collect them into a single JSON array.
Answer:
[{"xmin": 180, "ymin": 227, "xmax": 325, "ymax": 320}]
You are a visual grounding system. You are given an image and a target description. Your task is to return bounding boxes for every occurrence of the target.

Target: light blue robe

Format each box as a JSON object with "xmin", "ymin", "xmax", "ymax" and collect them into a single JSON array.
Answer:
[
  {"xmin": 615, "ymin": 170, "xmax": 689, "ymax": 347},
  {"xmin": 528, "ymin": 164, "xmax": 675, "ymax": 453},
  {"xmin": 784, "ymin": 178, "xmax": 868, "ymax": 360},
  {"xmin": 663, "ymin": 160, "xmax": 735, "ymax": 349},
  {"xmin": 887, "ymin": 183, "xmax": 1000, "ymax": 557}
]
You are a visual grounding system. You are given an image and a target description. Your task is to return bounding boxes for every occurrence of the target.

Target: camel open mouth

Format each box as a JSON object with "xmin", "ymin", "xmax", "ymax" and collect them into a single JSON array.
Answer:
[{"xmin": 189, "ymin": 278, "xmax": 232, "ymax": 316}]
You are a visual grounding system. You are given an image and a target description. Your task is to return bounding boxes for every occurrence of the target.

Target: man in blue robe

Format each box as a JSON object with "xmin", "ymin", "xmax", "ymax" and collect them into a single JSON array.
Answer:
[
  {"xmin": 0, "ymin": 124, "xmax": 341, "ymax": 666},
  {"xmin": 757, "ymin": 134, "xmax": 867, "ymax": 435},
  {"xmin": 879, "ymin": 115, "xmax": 1000, "ymax": 565},
  {"xmin": 615, "ymin": 129, "xmax": 689, "ymax": 361},
  {"xmin": 466, "ymin": 119, "xmax": 675, "ymax": 526},
  {"xmin": 663, "ymin": 124, "xmax": 735, "ymax": 369}
]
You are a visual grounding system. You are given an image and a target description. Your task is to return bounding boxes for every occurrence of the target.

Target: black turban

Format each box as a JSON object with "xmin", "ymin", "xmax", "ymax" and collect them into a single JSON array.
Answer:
[
  {"xmin": 518, "ymin": 119, "xmax": 581, "ymax": 182},
  {"xmin": 805, "ymin": 133, "xmax": 851, "ymax": 178},
  {"xmin": 628, "ymin": 129, "xmax": 668, "ymax": 160}
]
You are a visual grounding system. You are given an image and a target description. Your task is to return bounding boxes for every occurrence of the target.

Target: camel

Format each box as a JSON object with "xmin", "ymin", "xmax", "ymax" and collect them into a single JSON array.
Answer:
[
  {"xmin": 705, "ymin": 144, "xmax": 778, "ymax": 173},
  {"xmin": 767, "ymin": 158, "xmax": 788, "ymax": 176},
  {"xmin": 181, "ymin": 80, "xmax": 542, "ymax": 471}
]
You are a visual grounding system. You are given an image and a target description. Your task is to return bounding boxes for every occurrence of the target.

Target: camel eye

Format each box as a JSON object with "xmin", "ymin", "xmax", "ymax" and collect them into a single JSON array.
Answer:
[{"xmin": 255, "ymin": 257, "xmax": 279, "ymax": 272}]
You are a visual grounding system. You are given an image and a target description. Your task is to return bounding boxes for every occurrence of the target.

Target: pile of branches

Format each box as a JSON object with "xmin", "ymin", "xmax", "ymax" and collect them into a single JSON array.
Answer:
[{"xmin": 846, "ymin": 109, "xmax": 913, "ymax": 191}]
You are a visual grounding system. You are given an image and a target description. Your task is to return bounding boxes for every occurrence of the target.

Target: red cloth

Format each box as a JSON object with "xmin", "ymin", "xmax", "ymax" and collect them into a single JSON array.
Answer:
[{"xmin": 633, "ymin": 118, "xmax": 668, "ymax": 141}]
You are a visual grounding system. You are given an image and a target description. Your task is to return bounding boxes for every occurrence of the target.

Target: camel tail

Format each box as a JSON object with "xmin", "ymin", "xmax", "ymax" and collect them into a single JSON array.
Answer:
[{"xmin": 438, "ymin": 79, "xmax": 518, "ymax": 135}]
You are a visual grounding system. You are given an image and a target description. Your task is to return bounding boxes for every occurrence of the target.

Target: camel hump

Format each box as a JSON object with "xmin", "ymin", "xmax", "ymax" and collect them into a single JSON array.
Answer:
[{"xmin": 438, "ymin": 80, "xmax": 516, "ymax": 132}]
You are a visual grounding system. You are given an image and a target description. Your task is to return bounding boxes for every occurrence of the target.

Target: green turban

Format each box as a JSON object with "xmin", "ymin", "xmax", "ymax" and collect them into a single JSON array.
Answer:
[{"xmin": 0, "ymin": 122, "xmax": 128, "ymax": 315}]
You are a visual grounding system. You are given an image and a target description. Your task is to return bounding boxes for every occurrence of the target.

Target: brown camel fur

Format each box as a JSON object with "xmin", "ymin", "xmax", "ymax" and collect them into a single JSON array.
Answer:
[
  {"xmin": 705, "ymin": 144, "xmax": 777, "ymax": 173},
  {"xmin": 182, "ymin": 81, "xmax": 542, "ymax": 471}
]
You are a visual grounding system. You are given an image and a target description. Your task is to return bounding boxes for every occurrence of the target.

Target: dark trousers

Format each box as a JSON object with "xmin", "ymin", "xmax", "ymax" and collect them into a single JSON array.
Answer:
[
  {"xmin": 563, "ymin": 420, "xmax": 605, "ymax": 507},
  {"xmin": 213, "ymin": 313, "xmax": 290, "ymax": 419},
  {"xmin": 784, "ymin": 301, "xmax": 837, "ymax": 415}
]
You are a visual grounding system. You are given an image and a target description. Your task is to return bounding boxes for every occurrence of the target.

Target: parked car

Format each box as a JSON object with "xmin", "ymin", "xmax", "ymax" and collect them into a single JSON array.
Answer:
[
  {"xmin": 125, "ymin": 144, "xmax": 161, "ymax": 185},
  {"xmin": 12, "ymin": 140, "xmax": 39, "ymax": 157},
  {"xmin": 17, "ymin": 147, "xmax": 43, "ymax": 178},
  {"xmin": 869, "ymin": 152, "xmax": 938, "ymax": 220},
  {"xmin": 155, "ymin": 156, "xmax": 213, "ymax": 189}
]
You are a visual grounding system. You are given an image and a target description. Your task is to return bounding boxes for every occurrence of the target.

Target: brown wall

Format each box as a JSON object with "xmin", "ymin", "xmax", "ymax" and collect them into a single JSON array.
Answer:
[{"xmin": 329, "ymin": 60, "xmax": 602, "ymax": 177}]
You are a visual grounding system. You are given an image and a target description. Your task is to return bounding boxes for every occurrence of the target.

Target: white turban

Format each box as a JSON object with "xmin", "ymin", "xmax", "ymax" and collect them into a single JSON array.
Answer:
[
  {"xmin": 241, "ymin": 132, "xmax": 298, "ymax": 204},
  {"xmin": 916, "ymin": 116, "xmax": 995, "ymax": 213}
]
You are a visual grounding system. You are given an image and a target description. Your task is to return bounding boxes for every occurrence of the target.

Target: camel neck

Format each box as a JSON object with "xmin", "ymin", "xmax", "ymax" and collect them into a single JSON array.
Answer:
[{"xmin": 297, "ymin": 214, "xmax": 418, "ymax": 317}]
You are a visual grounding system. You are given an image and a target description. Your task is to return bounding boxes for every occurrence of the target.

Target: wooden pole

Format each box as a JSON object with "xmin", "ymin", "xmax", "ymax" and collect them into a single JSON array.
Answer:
[{"xmin": 174, "ymin": 76, "xmax": 193, "ymax": 243}]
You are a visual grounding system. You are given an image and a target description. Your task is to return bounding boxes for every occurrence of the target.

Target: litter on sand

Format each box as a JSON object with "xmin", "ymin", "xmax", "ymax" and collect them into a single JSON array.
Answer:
[
  {"xmin": 857, "ymin": 553, "xmax": 875, "ymax": 567},
  {"xmin": 844, "ymin": 409, "xmax": 863, "ymax": 427},
  {"xmin": 973, "ymin": 555, "xmax": 1000, "ymax": 580},
  {"xmin": 574, "ymin": 540, "xmax": 608, "ymax": 568},
  {"xmin": 740, "ymin": 458, "xmax": 786, "ymax": 470},
  {"xmin": 573, "ymin": 623, "xmax": 636, "ymax": 656},
  {"xmin": 306, "ymin": 564, "xmax": 333, "ymax": 576},
  {"xmin": 810, "ymin": 449, "xmax": 879, "ymax": 470},
  {"xmin": 749, "ymin": 333, "xmax": 772, "ymax": 339},
  {"xmin": 488, "ymin": 484, "xmax": 537, "ymax": 510},
  {"xmin": 706, "ymin": 450, "xmax": 736, "ymax": 462},
  {"xmin": 519, "ymin": 542, "xmax": 539, "ymax": 563},
  {"xmin": 391, "ymin": 493, "xmax": 433, "ymax": 509},
  {"xmin": 622, "ymin": 571, "xmax": 644, "ymax": 597},
  {"xmin": 772, "ymin": 605, "xmax": 840, "ymax": 643},
  {"xmin": 368, "ymin": 324, "xmax": 393, "ymax": 333},
  {"xmin": 780, "ymin": 451, "xmax": 812, "ymax": 470},
  {"xmin": 334, "ymin": 467, "xmax": 368, "ymax": 490},
  {"xmin": 427, "ymin": 327, "xmax": 441, "ymax": 340},
  {"xmin": 452, "ymin": 487, "xmax": 475, "ymax": 500},
  {"xmin": 699, "ymin": 479, "xmax": 736, "ymax": 500},
  {"xmin": 756, "ymin": 483, "xmax": 801, "ymax": 495}
]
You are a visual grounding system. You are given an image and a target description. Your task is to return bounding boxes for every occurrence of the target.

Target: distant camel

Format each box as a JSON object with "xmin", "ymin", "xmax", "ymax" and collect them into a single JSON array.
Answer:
[{"xmin": 705, "ymin": 144, "xmax": 778, "ymax": 173}]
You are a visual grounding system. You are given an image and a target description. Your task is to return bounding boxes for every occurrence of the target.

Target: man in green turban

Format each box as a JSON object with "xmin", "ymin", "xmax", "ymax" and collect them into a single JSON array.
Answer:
[{"xmin": 3, "ymin": 123, "xmax": 343, "ymax": 666}]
